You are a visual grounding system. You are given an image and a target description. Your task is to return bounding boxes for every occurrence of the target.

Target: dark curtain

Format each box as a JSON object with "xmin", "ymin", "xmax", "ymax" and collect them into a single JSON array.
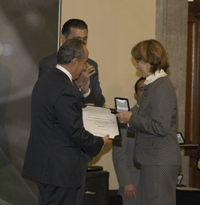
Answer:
[{"xmin": 0, "ymin": 0, "xmax": 60, "ymax": 204}]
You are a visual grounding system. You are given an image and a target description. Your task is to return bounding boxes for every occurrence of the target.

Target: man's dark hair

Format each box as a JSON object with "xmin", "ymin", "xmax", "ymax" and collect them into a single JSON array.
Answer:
[
  {"xmin": 134, "ymin": 77, "xmax": 146, "ymax": 93},
  {"xmin": 57, "ymin": 39, "xmax": 85, "ymax": 65},
  {"xmin": 62, "ymin": 19, "xmax": 88, "ymax": 38}
]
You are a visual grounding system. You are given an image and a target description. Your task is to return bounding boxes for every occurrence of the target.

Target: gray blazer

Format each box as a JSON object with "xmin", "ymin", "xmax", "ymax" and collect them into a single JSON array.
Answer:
[{"xmin": 128, "ymin": 76, "xmax": 181, "ymax": 166}]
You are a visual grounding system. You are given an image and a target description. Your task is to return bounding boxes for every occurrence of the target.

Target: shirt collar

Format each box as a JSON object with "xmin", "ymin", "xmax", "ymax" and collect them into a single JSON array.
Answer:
[
  {"xmin": 56, "ymin": 64, "xmax": 72, "ymax": 82},
  {"xmin": 144, "ymin": 69, "xmax": 167, "ymax": 85}
]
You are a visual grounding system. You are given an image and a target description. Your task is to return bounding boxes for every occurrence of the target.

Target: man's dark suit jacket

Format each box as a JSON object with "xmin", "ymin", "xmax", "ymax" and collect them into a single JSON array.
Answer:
[
  {"xmin": 22, "ymin": 69, "xmax": 103, "ymax": 188},
  {"xmin": 39, "ymin": 53, "xmax": 105, "ymax": 107}
]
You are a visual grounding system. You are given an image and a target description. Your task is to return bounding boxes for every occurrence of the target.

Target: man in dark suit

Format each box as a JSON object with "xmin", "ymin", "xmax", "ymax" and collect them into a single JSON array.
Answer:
[
  {"xmin": 39, "ymin": 18, "xmax": 105, "ymax": 107},
  {"xmin": 39, "ymin": 19, "xmax": 106, "ymax": 204},
  {"xmin": 22, "ymin": 39, "xmax": 111, "ymax": 205}
]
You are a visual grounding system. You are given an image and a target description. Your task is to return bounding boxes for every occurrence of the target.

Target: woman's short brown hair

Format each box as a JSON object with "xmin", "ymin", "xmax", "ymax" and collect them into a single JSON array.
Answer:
[{"xmin": 131, "ymin": 39, "xmax": 169, "ymax": 73}]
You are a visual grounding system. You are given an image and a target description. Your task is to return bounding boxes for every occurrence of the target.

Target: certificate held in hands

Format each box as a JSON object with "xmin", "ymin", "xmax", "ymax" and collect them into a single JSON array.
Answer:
[{"xmin": 82, "ymin": 106, "xmax": 121, "ymax": 140}]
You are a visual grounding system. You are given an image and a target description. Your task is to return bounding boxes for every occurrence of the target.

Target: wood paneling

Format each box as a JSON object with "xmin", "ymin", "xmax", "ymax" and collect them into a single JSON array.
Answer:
[
  {"xmin": 185, "ymin": 15, "xmax": 200, "ymax": 144},
  {"xmin": 185, "ymin": 1, "xmax": 200, "ymax": 188}
]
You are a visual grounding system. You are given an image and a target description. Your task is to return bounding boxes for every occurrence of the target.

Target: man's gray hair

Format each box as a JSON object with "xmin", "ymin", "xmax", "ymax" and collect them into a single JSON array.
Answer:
[{"xmin": 57, "ymin": 39, "xmax": 85, "ymax": 65}]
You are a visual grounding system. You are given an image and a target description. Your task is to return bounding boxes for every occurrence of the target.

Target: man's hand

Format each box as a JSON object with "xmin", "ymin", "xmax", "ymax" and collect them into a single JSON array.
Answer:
[
  {"xmin": 115, "ymin": 111, "xmax": 132, "ymax": 124},
  {"xmin": 102, "ymin": 135, "xmax": 112, "ymax": 147},
  {"xmin": 85, "ymin": 103, "xmax": 95, "ymax": 106},
  {"xmin": 124, "ymin": 183, "xmax": 137, "ymax": 200},
  {"xmin": 75, "ymin": 64, "xmax": 96, "ymax": 93}
]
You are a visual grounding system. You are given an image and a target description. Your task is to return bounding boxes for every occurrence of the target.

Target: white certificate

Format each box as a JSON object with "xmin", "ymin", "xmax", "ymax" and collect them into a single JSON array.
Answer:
[{"xmin": 82, "ymin": 106, "xmax": 121, "ymax": 140}]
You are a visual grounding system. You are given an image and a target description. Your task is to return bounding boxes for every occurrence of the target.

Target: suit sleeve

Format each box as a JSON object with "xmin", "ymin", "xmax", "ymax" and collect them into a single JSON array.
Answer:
[
  {"xmin": 55, "ymin": 86, "xmax": 104, "ymax": 157},
  {"xmin": 113, "ymin": 127, "xmax": 133, "ymax": 187},
  {"xmin": 128, "ymin": 83, "xmax": 177, "ymax": 137},
  {"xmin": 83, "ymin": 61, "xmax": 105, "ymax": 107}
]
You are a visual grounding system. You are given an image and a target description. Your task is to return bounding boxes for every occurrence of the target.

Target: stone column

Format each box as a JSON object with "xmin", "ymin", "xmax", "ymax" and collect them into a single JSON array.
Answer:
[{"xmin": 156, "ymin": 0, "xmax": 188, "ymax": 135}]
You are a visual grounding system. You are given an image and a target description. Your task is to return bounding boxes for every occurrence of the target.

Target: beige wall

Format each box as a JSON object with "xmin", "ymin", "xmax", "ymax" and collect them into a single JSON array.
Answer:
[{"xmin": 61, "ymin": 0, "xmax": 156, "ymax": 189}]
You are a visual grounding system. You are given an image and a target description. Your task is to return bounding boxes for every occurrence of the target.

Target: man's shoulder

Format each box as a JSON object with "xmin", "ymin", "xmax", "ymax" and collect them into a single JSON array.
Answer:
[
  {"xmin": 130, "ymin": 105, "xmax": 138, "ymax": 113},
  {"xmin": 40, "ymin": 52, "xmax": 57, "ymax": 64},
  {"xmin": 36, "ymin": 69, "xmax": 71, "ymax": 89}
]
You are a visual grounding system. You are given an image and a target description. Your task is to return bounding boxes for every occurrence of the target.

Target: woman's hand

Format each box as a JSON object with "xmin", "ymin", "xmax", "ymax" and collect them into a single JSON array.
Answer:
[{"xmin": 115, "ymin": 111, "xmax": 132, "ymax": 124}]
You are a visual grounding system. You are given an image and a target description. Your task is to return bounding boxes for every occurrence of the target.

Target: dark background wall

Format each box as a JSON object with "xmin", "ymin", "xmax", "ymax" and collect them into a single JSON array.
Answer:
[{"xmin": 0, "ymin": 0, "xmax": 60, "ymax": 204}]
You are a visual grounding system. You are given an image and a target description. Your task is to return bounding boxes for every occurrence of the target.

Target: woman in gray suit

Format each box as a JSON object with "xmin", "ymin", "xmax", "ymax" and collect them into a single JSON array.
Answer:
[{"xmin": 116, "ymin": 39, "xmax": 181, "ymax": 205}]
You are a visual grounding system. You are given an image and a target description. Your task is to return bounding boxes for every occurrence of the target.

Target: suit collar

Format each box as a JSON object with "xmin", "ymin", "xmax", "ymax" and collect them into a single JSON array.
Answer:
[{"xmin": 56, "ymin": 64, "xmax": 72, "ymax": 82}]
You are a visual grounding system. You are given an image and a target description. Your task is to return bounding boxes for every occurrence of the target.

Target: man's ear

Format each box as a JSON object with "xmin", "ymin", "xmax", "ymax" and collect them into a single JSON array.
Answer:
[
  {"xmin": 61, "ymin": 35, "xmax": 67, "ymax": 44},
  {"xmin": 71, "ymin": 58, "xmax": 78, "ymax": 66},
  {"xmin": 134, "ymin": 93, "xmax": 137, "ymax": 101}
]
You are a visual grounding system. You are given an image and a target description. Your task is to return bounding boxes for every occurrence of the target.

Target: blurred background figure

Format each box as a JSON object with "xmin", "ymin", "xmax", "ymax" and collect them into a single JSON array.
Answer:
[
  {"xmin": 39, "ymin": 18, "xmax": 105, "ymax": 107},
  {"xmin": 113, "ymin": 77, "xmax": 145, "ymax": 205}
]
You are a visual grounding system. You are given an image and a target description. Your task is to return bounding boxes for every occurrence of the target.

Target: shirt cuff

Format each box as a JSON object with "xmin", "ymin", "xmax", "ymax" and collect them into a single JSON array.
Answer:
[{"xmin": 82, "ymin": 88, "xmax": 91, "ymax": 98}]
